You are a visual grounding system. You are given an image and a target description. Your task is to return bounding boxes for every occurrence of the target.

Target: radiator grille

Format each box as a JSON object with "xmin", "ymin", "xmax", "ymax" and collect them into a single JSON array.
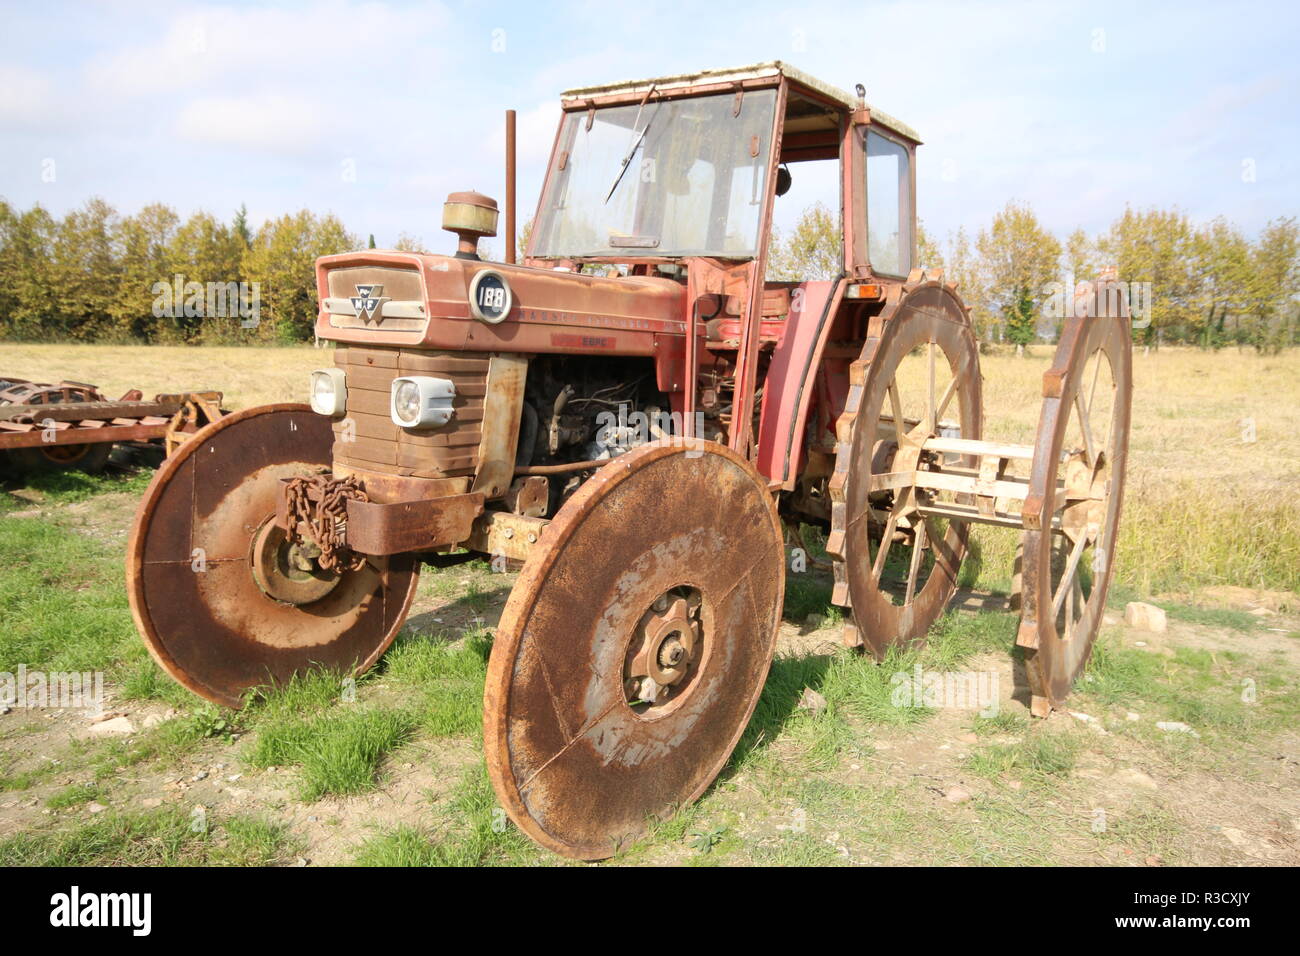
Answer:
[{"xmin": 333, "ymin": 346, "xmax": 488, "ymax": 478}]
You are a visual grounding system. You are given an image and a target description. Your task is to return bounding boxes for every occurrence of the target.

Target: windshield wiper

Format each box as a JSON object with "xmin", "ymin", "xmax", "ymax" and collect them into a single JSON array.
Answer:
[{"xmin": 604, "ymin": 89, "xmax": 660, "ymax": 204}]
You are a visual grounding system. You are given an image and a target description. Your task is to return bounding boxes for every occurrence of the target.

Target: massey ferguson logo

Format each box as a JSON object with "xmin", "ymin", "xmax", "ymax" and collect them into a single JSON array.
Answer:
[{"xmin": 350, "ymin": 284, "xmax": 384, "ymax": 319}]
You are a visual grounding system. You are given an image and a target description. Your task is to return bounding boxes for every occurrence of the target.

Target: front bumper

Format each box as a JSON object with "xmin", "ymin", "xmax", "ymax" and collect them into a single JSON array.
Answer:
[{"xmin": 275, "ymin": 476, "xmax": 484, "ymax": 556}]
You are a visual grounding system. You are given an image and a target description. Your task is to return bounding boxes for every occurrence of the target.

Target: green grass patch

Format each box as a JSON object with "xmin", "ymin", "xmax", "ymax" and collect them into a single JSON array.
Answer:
[
  {"xmin": 967, "ymin": 730, "xmax": 1081, "ymax": 782},
  {"xmin": 783, "ymin": 571, "xmax": 842, "ymax": 626},
  {"xmin": 45, "ymin": 782, "xmax": 99, "ymax": 809},
  {"xmin": 732, "ymin": 610, "xmax": 1017, "ymax": 774},
  {"xmin": 1108, "ymin": 584, "xmax": 1262, "ymax": 632},
  {"xmin": 0, "ymin": 514, "xmax": 133, "ymax": 673},
  {"xmin": 0, "ymin": 807, "xmax": 297, "ymax": 866},
  {"xmin": 90, "ymin": 712, "xmax": 225, "ymax": 780},
  {"xmin": 246, "ymin": 707, "xmax": 415, "ymax": 800},
  {"xmin": 381, "ymin": 629, "xmax": 491, "ymax": 738},
  {"xmin": 1075, "ymin": 637, "xmax": 1296, "ymax": 738},
  {"xmin": 1, "ymin": 465, "xmax": 152, "ymax": 506},
  {"xmin": 352, "ymin": 763, "xmax": 542, "ymax": 866},
  {"xmin": 971, "ymin": 710, "xmax": 1029, "ymax": 736},
  {"xmin": 1116, "ymin": 479, "xmax": 1300, "ymax": 596}
]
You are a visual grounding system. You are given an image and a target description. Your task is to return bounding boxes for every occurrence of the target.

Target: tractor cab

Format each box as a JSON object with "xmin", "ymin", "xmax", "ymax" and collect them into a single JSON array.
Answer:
[{"xmin": 527, "ymin": 61, "xmax": 920, "ymax": 281}]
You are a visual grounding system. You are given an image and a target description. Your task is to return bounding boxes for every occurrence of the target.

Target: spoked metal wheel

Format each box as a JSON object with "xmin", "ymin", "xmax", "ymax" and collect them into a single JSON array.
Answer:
[
  {"xmin": 126, "ymin": 404, "xmax": 419, "ymax": 708},
  {"xmin": 829, "ymin": 274, "xmax": 982, "ymax": 655},
  {"xmin": 1018, "ymin": 300, "xmax": 1132, "ymax": 715},
  {"xmin": 484, "ymin": 441, "xmax": 785, "ymax": 860}
]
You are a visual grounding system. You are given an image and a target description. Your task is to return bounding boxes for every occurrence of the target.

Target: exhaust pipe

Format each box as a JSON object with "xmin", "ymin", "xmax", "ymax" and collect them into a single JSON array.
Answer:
[{"xmin": 505, "ymin": 109, "xmax": 517, "ymax": 265}]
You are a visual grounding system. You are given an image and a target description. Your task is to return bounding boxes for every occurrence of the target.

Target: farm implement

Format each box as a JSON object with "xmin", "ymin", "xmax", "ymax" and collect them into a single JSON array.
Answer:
[
  {"xmin": 0, "ymin": 376, "xmax": 224, "ymax": 473},
  {"xmin": 125, "ymin": 63, "xmax": 1131, "ymax": 859}
]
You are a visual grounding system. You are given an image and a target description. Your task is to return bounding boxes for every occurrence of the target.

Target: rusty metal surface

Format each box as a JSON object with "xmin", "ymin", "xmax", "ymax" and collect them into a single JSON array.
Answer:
[
  {"xmin": 0, "ymin": 421, "xmax": 170, "ymax": 450},
  {"xmin": 331, "ymin": 463, "xmax": 470, "ymax": 503},
  {"xmin": 483, "ymin": 441, "xmax": 785, "ymax": 860},
  {"xmin": 126, "ymin": 404, "xmax": 419, "ymax": 708},
  {"xmin": 1018, "ymin": 290, "xmax": 1132, "ymax": 714},
  {"xmin": 1, "ymin": 399, "xmax": 179, "ymax": 423},
  {"xmin": 504, "ymin": 474, "xmax": 548, "ymax": 516},
  {"xmin": 505, "ymin": 109, "xmax": 517, "ymax": 265},
  {"xmin": 0, "ymin": 378, "xmax": 104, "ymax": 405},
  {"xmin": 827, "ymin": 273, "xmax": 981, "ymax": 655},
  {"xmin": 470, "ymin": 353, "xmax": 529, "ymax": 499},
  {"xmin": 465, "ymin": 510, "xmax": 548, "ymax": 562},
  {"xmin": 344, "ymin": 492, "xmax": 484, "ymax": 555},
  {"xmin": 0, "ymin": 390, "xmax": 225, "ymax": 455}
]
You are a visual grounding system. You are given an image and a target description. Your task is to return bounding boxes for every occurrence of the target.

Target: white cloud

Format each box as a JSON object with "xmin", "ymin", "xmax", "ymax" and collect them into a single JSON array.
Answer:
[
  {"xmin": 176, "ymin": 94, "xmax": 328, "ymax": 155},
  {"xmin": 86, "ymin": 1, "xmax": 452, "ymax": 98},
  {"xmin": 0, "ymin": 65, "xmax": 60, "ymax": 128}
]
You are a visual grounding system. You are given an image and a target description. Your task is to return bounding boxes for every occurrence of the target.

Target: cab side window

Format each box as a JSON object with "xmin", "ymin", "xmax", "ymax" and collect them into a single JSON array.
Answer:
[{"xmin": 865, "ymin": 130, "xmax": 912, "ymax": 277}]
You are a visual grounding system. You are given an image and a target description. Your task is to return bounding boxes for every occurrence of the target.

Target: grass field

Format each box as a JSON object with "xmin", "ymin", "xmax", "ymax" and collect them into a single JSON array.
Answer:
[{"xmin": 1, "ymin": 343, "xmax": 1297, "ymax": 866}]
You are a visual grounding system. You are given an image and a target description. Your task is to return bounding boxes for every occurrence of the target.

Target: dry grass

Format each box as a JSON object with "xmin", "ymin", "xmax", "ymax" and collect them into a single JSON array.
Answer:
[
  {"xmin": 3, "ymin": 343, "xmax": 332, "ymax": 411},
  {"xmin": 969, "ymin": 346, "xmax": 1300, "ymax": 596},
  {"xmin": 7, "ymin": 342, "xmax": 1298, "ymax": 597}
]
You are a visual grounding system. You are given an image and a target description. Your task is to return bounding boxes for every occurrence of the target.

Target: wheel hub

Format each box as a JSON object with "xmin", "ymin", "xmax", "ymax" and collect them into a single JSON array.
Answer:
[
  {"xmin": 249, "ymin": 516, "xmax": 341, "ymax": 606},
  {"xmin": 623, "ymin": 588, "xmax": 703, "ymax": 713}
]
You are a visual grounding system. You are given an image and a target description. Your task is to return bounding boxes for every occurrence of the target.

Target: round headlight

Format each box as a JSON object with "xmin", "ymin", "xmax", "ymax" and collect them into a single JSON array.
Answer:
[
  {"xmin": 390, "ymin": 376, "xmax": 456, "ymax": 428},
  {"xmin": 309, "ymin": 369, "xmax": 347, "ymax": 418},
  {"xmin": 393, "ymin": 380, "xmax": 421, "ymax": 424}
]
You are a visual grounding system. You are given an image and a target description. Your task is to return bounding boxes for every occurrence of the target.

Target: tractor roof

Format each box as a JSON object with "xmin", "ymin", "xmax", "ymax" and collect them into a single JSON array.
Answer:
[{"xmin": 561, "ymin": 61, "xmax": 920, "ymax": 144}]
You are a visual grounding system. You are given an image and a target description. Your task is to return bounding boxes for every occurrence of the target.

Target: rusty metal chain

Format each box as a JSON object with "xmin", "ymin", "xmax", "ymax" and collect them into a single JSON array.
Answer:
[{"xmin": 283, "ymin": 472, "xmax": 370, "ymax": 573}]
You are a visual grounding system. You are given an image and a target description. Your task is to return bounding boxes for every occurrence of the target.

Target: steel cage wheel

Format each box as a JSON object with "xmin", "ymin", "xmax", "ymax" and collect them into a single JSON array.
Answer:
[
  {"xmin": 829, "ymin": 275, "xmax": 983, "ymax": 656},
  {"xmin": 1019, "ymin": 302, "xmax": 1132, "ymax": 713}
]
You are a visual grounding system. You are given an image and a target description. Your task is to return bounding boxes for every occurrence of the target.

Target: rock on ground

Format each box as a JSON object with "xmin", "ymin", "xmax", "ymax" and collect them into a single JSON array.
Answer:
[{"xmin": 1125, "ymin": 602, "xmax": 1168, "ymax": 633}]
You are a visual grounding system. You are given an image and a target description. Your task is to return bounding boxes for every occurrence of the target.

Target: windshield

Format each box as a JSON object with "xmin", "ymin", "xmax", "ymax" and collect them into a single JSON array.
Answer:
[{"xmin": 531, "ymin": 89, "xmax": 778, "ymax": 259}]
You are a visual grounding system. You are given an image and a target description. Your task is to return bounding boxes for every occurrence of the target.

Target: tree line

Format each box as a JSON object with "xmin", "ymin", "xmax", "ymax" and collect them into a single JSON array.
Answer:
[
  {"xmin": 1, "ymin": 195, "xmax": 1296, "ymax": 350},
  {"xmin": 0, "ymin": 197, "xmax": 382, "ymax": 344},
  {"xmin": 770, "ymin": 201, "xmax": 1300, "ymax": 351}
]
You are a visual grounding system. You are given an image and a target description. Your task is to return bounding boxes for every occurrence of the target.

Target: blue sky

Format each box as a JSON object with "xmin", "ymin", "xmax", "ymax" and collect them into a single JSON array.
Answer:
[{"xmin": 1, "ymin": 0, "xmax": 1296, "ymax": 250}]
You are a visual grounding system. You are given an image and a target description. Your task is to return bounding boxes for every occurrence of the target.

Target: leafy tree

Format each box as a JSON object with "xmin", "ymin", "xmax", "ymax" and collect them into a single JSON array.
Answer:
[
  {"xmin": 242, "ymin": 211, "xmax": 358, "ymax": 343},
  {"xmin": 233, "ymin": 204, "xmax": 252, "ymax": 248},
  {"xmin": 1244, "ymin": 217, "xmax": 1299, "ymax": 353},
  {"xmin": 1098, "ymin": 207, "xmax": 1199, "ymax": 346},
  {"xmin": 49, "ymin": 198, "xmax": 120, "ymax": 340},
  {"xmin": 1064, "ymin": 228, "xmax": 1099, "ymax": 282},
  {"xmin": 767, "ymin": 202, "xmax": 840, "ymax": 280},
  {"xmin": 0, "ymin": 204, "xmax": 58, "ymax": 339},
  {"xmin": 517, "ymin": 217, "xmax": 533, "ymax": 260},
  {"xmin": 1193, "ymin": 217, "xmax": 1250, "ymax": 348},
  {"xmin": 916, "ymin": 219, "xmax": 944, "ymax": 272},
  {"xmin": 975, "ymin": 201, "xmax": 1061, "ymax": 344},
  {"xmin": 393, "ymin": 232, "xmax": 431, "ymax": 253},
  {"xmin": 110, "ymin": 203, "xmax": 179, "ymax": 341}
]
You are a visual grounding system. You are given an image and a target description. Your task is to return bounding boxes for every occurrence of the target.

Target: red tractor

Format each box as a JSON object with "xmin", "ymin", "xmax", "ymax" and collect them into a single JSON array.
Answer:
[{"xmin": 127, "ymin": 62, "xmax": 1131, "ymax": 859}]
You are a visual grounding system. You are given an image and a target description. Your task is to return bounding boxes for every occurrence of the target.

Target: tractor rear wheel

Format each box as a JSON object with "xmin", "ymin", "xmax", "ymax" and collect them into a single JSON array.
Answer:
[
  {"xmin": 828, "ymin": 272, "xmax": 982, "ymax": 655},
  {"xmin": 484, "ymin": 441, "xmax": 785, "ymax": 860},
  {"xmin": 1018, "ymin": 302, "xmax": 1132, "ymax": 714}
]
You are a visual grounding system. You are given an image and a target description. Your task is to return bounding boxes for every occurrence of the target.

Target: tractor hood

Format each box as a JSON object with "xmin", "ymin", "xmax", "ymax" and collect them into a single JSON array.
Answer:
[{"xmin": 314, "ymin": 251, "xmax": 686, "ymax": 356}]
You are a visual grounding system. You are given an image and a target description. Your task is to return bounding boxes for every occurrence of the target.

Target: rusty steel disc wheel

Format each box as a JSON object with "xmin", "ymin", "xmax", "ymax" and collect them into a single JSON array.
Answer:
[
  {"xmin": 1019, "ymin": 300, "xmax": 1132, "ymax": 714},
  {"xmin": 829, "ymin": 274, "xmax": 982, "ymax": 655},
  {"xmin": 126, "ymin": 404, "xmax": 419, "ymax": 708},
  {"xmin": 484, "ymin": 441, "xmax": 785, "ymax": 860}
]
